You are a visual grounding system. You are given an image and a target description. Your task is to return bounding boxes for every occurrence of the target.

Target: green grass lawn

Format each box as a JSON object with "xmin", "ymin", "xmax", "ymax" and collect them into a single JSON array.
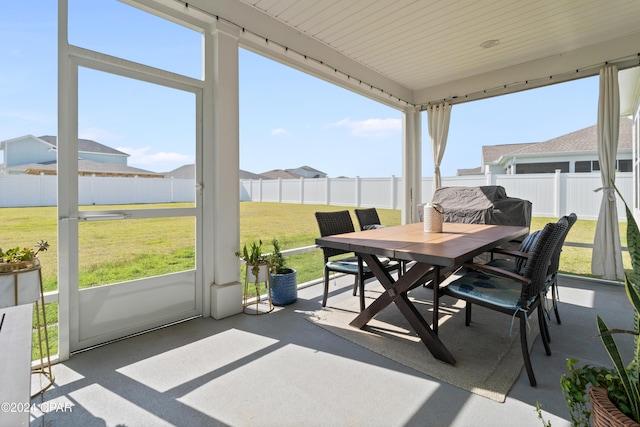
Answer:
[{"xmin": 0, "ymin": 202, "xmax": 630, "ymax": 358}]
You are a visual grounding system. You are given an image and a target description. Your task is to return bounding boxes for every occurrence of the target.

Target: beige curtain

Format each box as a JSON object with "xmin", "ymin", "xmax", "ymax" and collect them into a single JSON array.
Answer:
[
  {"xmin": 591, "ymin": 65, "xmax": 624, "ymax": 280},
  {"xmin": 426, "ymin": 103, "xmax": 452, "ymax": 194}
]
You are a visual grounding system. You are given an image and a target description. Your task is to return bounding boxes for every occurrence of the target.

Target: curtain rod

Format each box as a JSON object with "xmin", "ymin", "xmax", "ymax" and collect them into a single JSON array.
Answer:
[
  {"xmin": 175, "ymin": 0, "xmax": 413, "ymax": 107},
  {"xmin": 175, "ymin": 1, "xmax": 639, "ymax": 111},
  {"xmin": 419, "ymin": 53, "xmax": 640, "ymax": 109}
]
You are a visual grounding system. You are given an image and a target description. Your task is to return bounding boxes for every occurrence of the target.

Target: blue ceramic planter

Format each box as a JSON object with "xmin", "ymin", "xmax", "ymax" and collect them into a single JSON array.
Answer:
[{"xmin": 270, "ymin": 269, "xmax": 297, "ymax": 306}]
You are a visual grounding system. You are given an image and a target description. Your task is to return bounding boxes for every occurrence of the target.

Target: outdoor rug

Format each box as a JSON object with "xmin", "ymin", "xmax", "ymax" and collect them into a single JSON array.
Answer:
[{"xmin": 305, "ymin": 282, "xmax": 540, "ymax": 402}]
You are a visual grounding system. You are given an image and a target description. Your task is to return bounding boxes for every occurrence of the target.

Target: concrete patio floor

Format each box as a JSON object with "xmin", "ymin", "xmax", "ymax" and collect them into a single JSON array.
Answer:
[{"xmin": 29, "ymin": 274, "xmax": 633, "ymax": 427}]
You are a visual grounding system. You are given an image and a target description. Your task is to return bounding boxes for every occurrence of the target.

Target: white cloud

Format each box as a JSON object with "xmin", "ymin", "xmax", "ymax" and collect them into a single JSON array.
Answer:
[
  {"xmin": 0, "ymin": 109, "xmax": 53, "ymax": 125},
  {"xmin": 271, "ymin": 128, "xmax": 291, "ymax": 136},
  {"xmin": 325, "ymin": 117, "xmax": 401, "ymax": 137},
  {"xmin": 116, "ymin": 146, "xmax": 195, "ymax": 172}
]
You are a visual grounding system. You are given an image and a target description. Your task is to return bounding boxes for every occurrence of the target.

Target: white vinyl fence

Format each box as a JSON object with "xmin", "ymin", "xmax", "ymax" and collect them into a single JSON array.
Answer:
[
  {"xmin": 241, "ymin": 171, "xmax": 634, "ymax": 221},
  {"xmin": 0, "ymin": 174, "xmax": 196, "ymax": 207},
  {"xmin": 0, "ymin": 171, "xmax": 633, "ymax": 221}
]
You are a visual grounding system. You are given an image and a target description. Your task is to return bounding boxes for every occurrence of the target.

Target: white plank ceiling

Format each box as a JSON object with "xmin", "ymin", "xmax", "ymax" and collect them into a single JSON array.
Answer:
[
  {"xmin": 234, "ymin": 0, "xmax": 640, "ymax": 105},
  {"xmin": 135, "ymin": 0, "xmax": 640, "ymax": 107}
]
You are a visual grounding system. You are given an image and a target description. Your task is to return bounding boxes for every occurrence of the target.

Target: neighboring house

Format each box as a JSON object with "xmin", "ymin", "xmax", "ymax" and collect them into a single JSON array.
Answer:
[
  {"xmin": 459, "ymin": 117, "xmax": 633, "ymax": 175},
  {"xmin": 259, "ymin": 169, "xmax": 305, "ymax": 179},
  {"xmin": 163, "ymin": 164, "xmax": 263, "ymax": 180},
  {"xmin": 163, "ymin": 164, "xmax": 195, "ymax": 179},
  {"xmin": 261, "ymin": 166, "xmax": 327, "ymax": 179},
  {"xmin": 239, "ymin": 169, "xmax": 266, "ymax": 180},
  {"xmin": 284, "ymin": 165, "xmax": 327, "ymax": 179},
  {"xmin": 0, "ymin": 135, "xmax": 163, "ymax": 178},
  {"xmin": 163, "ymin": 164, "xmax": 329, "ymax": 180}
]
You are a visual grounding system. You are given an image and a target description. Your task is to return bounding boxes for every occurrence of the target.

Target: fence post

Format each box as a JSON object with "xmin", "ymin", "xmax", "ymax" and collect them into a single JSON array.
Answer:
[
  {"xmin": 391, "ymin": 175, "xmax": 396, "ymax": 210},
  {"xmin": 325, "ymin": 176, "xmax": 330, "ymax": 205},
  {"xmin": 299, "ymin": 177, "xmax": 304, "ymax": 204},
  {"xmin": 277, "ymin": 178, "xmax": 282, "ymax": 203},
  {"xmin": 554, "ymin": 169, "xmax": 561, "ymax": 218},
  {"xmin": 259, "ymin": 178, "xmax": 263, "ymax": 202},
  {"xmin": 485, "ymin": 171, "xmax": 494, "ymax": 186},
  {"xmin": 39, "ymin": 173, "xmax": 46, "ymax": 206},
  {"xmin": 91, "ymin": 174, "xmax": 97, "ymax": 205},
  {"xmin": 355, "ymin": 176, "xmax": 361, "ymax": 207}
]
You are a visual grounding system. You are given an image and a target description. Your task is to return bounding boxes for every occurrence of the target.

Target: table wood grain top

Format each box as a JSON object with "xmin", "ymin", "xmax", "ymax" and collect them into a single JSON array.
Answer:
[{"xmin": 316, "ymin": 222, "xmax": 528, "ymax": 267}]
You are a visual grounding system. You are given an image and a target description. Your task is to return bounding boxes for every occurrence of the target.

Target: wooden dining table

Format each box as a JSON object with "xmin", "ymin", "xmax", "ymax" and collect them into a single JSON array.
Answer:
[{"xmin": 315, "ymin": 221, "xmax": 529, "ymax": 365}]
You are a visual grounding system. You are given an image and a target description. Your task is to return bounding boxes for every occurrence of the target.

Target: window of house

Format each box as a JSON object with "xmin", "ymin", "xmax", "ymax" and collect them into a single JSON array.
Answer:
[
  {"xmin": 575, "ymin": 161, "xmax": 592, "ymax": 172},
  {"xmin": 515, "ymin": 162, "xmax": 569, "ymax": 174},
  {"xmin": 575, "ymin": 159, "xmax": 632, "ymax": 172},
  {"xmin": 618, "ymin": 159, "xmax": 632, "ymax": 172}
]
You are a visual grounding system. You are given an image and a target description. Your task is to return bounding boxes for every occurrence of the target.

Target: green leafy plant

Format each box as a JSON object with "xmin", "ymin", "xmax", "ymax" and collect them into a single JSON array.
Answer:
[
  {"xmin": 268, "ymin": 238, "xmax": 294, "ymax": 287},
  {"xmin": 0, "ymin": 240, "xmax": 49, "ymax": 264},
  {"xmin": 534, "ymin": 402, "xmax": 552, "ymax": 427},
  {"xmin": 560, "ymin": 183, "xmax": 640, "ymax": 425},
  {"xmin": 236, "ymin": 240, "xmax": 267, "ymax": 279}
]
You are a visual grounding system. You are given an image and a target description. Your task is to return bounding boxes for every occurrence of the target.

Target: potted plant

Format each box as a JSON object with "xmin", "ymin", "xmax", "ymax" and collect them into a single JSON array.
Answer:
[
  {"xmin": 268, "ymin": 238, "xmax": 297, "ymax": 306},
  {"xmin": 0, "ymin": 239, "xmax": 49, "ymax": 311},
  {"xmin": 560, "ymin": 186, "xmax": 640, "ymax": 426},
  {"xmin": 0, "ymin": 240, "xmax": 49, "ymax": 272},
  {"xmin": 236, "ymin": 240, "xmax": 269, "ymax": 284}
]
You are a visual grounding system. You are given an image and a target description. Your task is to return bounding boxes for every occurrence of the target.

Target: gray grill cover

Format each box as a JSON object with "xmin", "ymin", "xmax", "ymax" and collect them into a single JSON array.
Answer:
[{"xmin": 421, "ymin": 186, "xmax": 531, "ymax": 228}]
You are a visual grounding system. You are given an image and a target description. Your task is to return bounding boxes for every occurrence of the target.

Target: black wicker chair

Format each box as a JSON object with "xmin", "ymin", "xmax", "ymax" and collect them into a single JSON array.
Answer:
[
  {"xmin": 355, "ymin": 207, "xmax": 407, "ymax": 275},
  {"xmin": 441, "ymin": 217, "xmax": 569, "ymax": 386},
  {"xmin": 354, "ymin": 207, "xmax": 383, "ymax": 230},
  {"xmin": 489, "ymin": 213, "xmax": 577, "ymax": 325},
  {"xmin": 315, "ymin": 210, "xmax": 400, "ymax": 311}
]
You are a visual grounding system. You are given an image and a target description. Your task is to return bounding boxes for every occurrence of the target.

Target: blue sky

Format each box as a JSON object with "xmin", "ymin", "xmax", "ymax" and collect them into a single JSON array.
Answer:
[{"xmin": 1, "ymin": 0, "xmax": 600, "ymax": 177}]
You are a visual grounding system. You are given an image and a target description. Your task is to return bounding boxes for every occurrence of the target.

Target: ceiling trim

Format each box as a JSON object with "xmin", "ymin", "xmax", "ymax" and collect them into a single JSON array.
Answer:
[
  {"xmin": 124, "ymin": 0, "xmax": 640, "ymax": 112},
  {"xmin": 415, "ymin": 32, "xmax": 640, "ymax": 107},
  {"xmin": 126, "ymin": 0, "xmax": 416, "ymax": 109}
]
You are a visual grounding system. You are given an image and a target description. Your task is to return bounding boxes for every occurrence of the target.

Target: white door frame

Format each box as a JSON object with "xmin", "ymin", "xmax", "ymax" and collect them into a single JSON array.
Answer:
[{"xmin": 58, "ymin": 44, "xmax": 206, "ymax": 354}]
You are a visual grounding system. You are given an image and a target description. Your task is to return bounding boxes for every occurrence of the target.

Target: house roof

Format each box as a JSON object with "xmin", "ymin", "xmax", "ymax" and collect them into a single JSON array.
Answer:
[
  {"xmin": 5, "ymin": 159, "xmax": 162, "ymax": 178},
  {"xmin": 508, "ymin": 116, "xmax": 633, "ymax": 156},
  {"xmin": 457, "ymin": 167, "xmax": 483, "ymax": 176},
  {"xmin": 164, "ymin": 164, "xmax": 308, "ymax": 179},
  {"xmin": 163, "ymin": 164, "xmax": 195, "ymax": 179},
  {"xmin": 285, "ymin": 165, "xmax": 325, "ymax": 175},
  {"xmin": 482, "ymin": 143, "xmax": 539, "ymax": 164},
  {"xmin": 482, "ymin": 117, "xmax": 633, "ymax": 165},
  {"xmin": 39, "ymin": 135, "xmax": 129, "ymax": 157},
  {"xmin": 240, "ymin": 169, "xmax": 264, "ymax": 180},
  {"xmin": 259, "ymin": 169, "xmax": 304, "ymax": 179}
]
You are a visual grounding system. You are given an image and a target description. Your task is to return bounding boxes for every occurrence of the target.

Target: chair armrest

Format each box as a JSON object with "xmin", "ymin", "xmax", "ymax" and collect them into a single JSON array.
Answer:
[
  {"xmin": 490, "ymin": 248, "xmax": 529, "ymax": 260},
  {"xmin": 462, "ymin": 262, "xmax": 529, "ymax": 284}
]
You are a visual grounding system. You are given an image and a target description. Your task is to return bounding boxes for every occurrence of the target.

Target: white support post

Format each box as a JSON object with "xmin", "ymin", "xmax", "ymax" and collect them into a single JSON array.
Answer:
[
  {"xmin": 205, "ymin": 21, "xmax": 242, "ymax": 319},
  {"xmin": 355, "ymin": 176, "xmax": 361, "ymax": 207}
]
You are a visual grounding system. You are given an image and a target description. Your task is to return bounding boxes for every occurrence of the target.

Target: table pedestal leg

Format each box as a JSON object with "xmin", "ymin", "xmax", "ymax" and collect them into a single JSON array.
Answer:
[{"xmin": 349, "ymin": 254, "xmax": 455, "ymax": 365}]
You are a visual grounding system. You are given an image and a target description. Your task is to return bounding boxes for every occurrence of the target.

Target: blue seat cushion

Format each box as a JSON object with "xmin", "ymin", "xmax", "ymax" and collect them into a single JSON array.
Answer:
[
  {"xmin": 363, "ymin": 224, "xmax": 385, "ymax": 230},
  {"xmin": 326, "ymin": 256, "xmax": 390, "ymax": 274},
  {"xmin": 446, "ymin": 269, "xmax": 533, "ymax": 311}
]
